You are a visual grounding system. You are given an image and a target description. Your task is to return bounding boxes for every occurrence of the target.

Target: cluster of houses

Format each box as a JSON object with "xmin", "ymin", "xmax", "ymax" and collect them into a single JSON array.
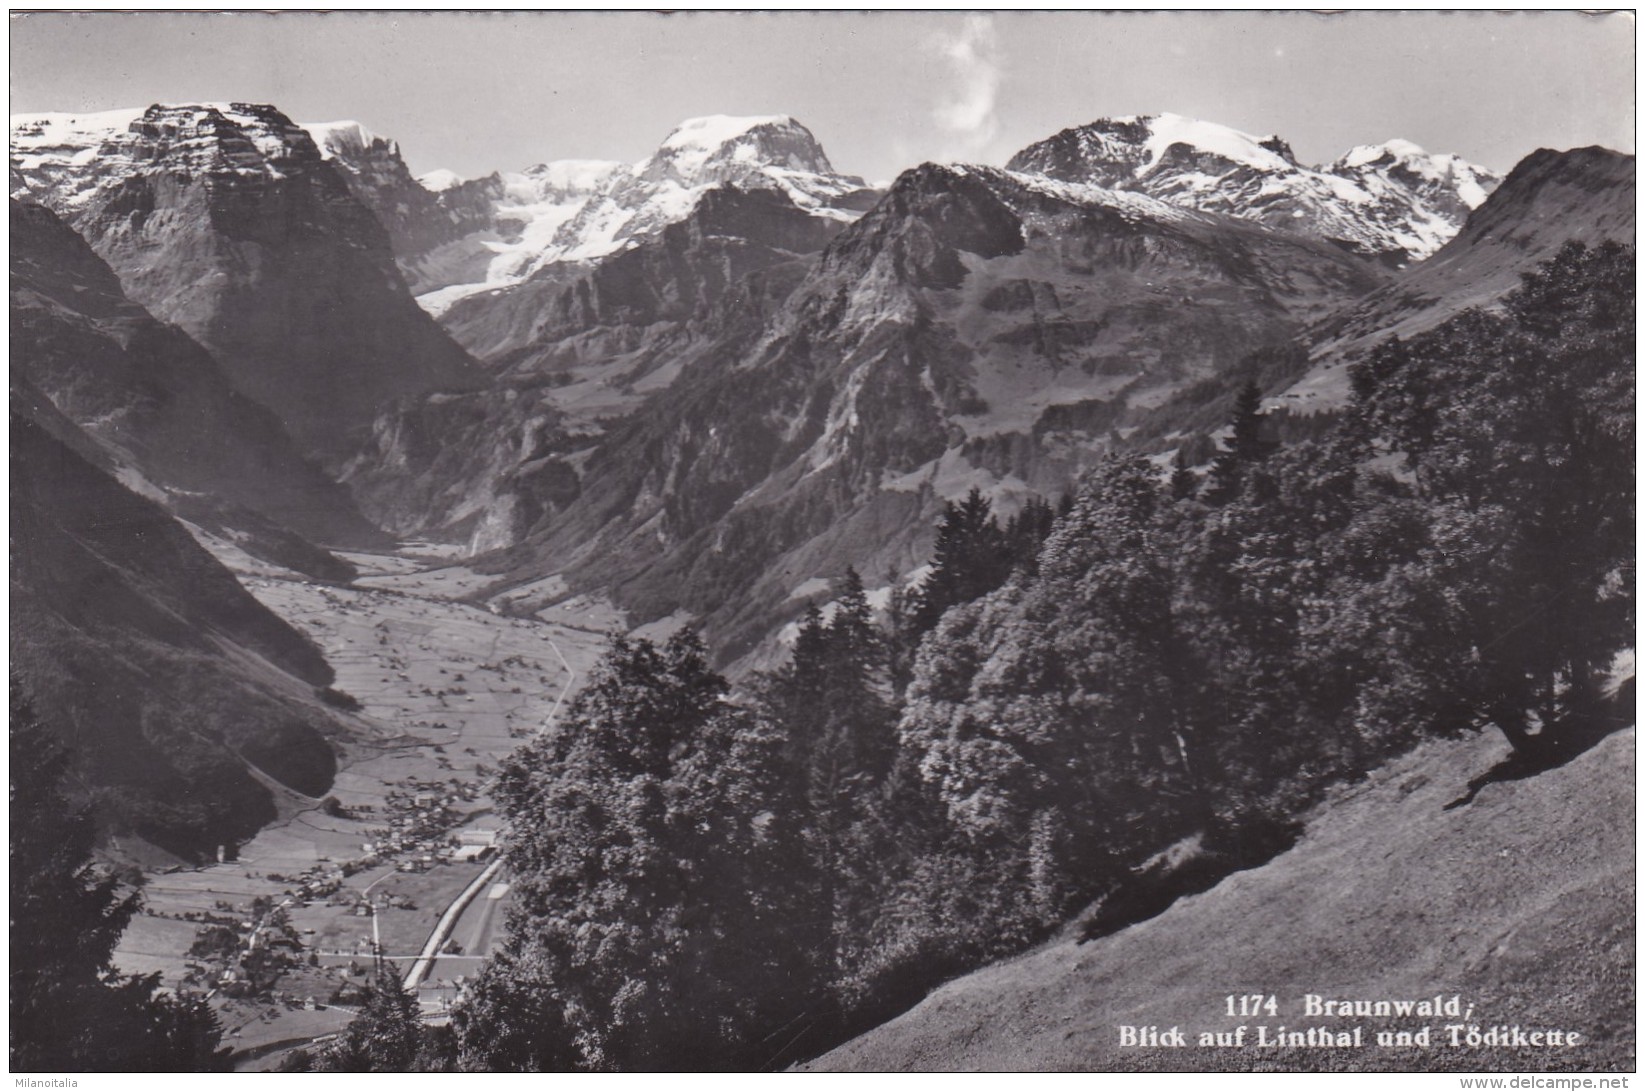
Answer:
[
  {"xmin": 182, "ymin": 900, "xmax": 308, "ymax": 998},
  {"xmin": 359, "ymin": 778, "xmax": 483, "ymax": 872}
]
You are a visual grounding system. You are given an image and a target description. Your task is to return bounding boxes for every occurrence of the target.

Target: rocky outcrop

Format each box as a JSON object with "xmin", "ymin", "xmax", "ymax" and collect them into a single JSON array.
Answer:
[{"xmin": 303, "ymin": 119, "xmax": 506, "ymax": 293}]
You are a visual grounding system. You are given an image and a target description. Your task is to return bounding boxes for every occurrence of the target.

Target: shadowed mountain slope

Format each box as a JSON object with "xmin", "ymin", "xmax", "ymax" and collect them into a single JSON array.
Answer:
[
  {"xmin": 1276, "ymin": 146, "xmax": 1635, "ymax": 413},
  {"xmin": 11, "ymin": 390, "xmax": 345, "ymax": 857}
]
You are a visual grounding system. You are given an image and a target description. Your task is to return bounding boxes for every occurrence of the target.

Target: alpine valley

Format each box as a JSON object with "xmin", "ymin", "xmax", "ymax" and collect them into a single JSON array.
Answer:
[{"xmin": 9, "ymin": 100, "xmax": 1634, "ymax": 1073}]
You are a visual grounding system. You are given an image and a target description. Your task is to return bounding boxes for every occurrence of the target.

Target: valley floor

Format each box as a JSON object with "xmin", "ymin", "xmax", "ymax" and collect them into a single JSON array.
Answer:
[
  {"xmin": 804, "ymin": 726, "xmax": 1636, "ymax": 1073},
  {"xmin": 109, "ymin": 545, "xmax": 613, "ymax": 1067}
]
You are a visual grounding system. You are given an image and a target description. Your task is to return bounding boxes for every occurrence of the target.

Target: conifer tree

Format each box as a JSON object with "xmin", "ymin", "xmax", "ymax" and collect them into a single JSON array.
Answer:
[
  {"xmin": 1205, "ymin": 379, "xmax": 1274, "ymax": 504},
  {"xmin": 1169, "ymin": 448, "xmax": 1199, "ymax": 501},
  {"xmin": 882, "ymin": 567, "xmax": 920, "ymax": 697},
  {"xmin": 913, "ymin": 488, "xmax": 1012, "ymax": 634}
]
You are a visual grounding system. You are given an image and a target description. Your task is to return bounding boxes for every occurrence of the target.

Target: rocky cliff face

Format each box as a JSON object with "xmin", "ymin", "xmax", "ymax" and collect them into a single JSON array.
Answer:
[
  {"xmin": 345, "ymin": 184, "xmax": 836, "ymax": 546},
  {"xmin": 483, "ymin": 160, "xmax": 1389, "ymax": 664},
  {"xmin": 11, "ymin": 387, "xmax": 343, "ymax": 858},
  {"xmin": 11, "ymin": 103, "xmax": 483, "ymax": 463},
  {"xmin": 1007, "ymin": 114, "xmax": 1499, "ymax": 263},
  {"xmin": 441, "ymin": 183, "xmax": 853, "ymax": 378},
  {"xmin": 9, "ymin": 197, "xmax": 383, "ymax": 552},
  {"xmin": 341, "ymin": 383, "xmax": 582, "ymax": 551},
  {"xmin": 302, "ymin": 119, "xmax": 504, "ymax": 294}
]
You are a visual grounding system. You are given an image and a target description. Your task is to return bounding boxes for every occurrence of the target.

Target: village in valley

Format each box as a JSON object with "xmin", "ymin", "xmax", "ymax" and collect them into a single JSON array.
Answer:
[{"xmin": 109, "ymin": 547, "xmax": 616, "ymax": 1066}]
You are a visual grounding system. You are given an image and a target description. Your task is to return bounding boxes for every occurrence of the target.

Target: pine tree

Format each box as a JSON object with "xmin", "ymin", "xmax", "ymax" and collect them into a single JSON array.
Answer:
[
  {"xmin": 1169, "ymin": 448, "xmax": 1199, "ymax": 501},
  {"xmin": 913, "ymin": 488, "xmax": 1013, "ymax": 634},
  {"xmin": 1205, "ymin": 380, "xmax": 1274, "ymax": 504},
  {"xmin": 882, "ymin": 567, "xmax": 920, "ymax": 698},
  {"xmin": 1004, "ymin": 496, "xmax": 1058, "ymax": 575}
]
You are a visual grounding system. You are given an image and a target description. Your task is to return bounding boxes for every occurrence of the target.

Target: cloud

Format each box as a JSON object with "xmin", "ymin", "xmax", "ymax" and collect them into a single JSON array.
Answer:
[{"xmin": 929, "ymin": 14, "xmax": 1001, "ymax": 161}]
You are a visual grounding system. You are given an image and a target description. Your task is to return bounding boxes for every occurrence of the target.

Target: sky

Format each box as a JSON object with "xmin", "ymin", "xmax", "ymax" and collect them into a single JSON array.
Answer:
[{"xmin": 9, "ymin": 10, "xmax": 1636, "ymax": 183}]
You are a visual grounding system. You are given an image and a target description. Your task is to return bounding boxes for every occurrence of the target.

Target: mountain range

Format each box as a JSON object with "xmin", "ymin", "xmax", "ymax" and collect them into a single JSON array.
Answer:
[
  {"xmin": 9, "ymin": 100, "xmax": 1634, "ymax": 835},
  {"xmin": 1008, "ymin": 113, "xmax": 1498, "ymax": 263}
]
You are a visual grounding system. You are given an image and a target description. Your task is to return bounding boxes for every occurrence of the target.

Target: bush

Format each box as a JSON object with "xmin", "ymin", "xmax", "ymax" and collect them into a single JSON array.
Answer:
[{"xmin": 318, "ymin": 687, "xmax": 362, "ymax": 712}]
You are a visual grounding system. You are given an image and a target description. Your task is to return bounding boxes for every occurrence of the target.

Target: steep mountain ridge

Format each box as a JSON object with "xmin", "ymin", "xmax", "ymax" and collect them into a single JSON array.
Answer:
[
  {"xmin": 301, "ymin": 118, "xmax": 503, "ymax": 295},
  {"xmin": 10, "ymin": 103, "xmax": 483, "ymax": 462},
  {"xmin": 414, "ymin": 114, "xmax": 880, "ymax": 323},
  {"xmin": 9, "ymin": 197, "xmax": 384, "ymax": 552},
  {"xmin": 1276, "ymin": 145, "xmax": 1635, "ymax": 413},
  {"xmin": 11, "ymin": 388, "xmax": 344, "ymax": 857},
  {"xmin": 1008, "ymin": 113, "xmax": 1499, "ymax": 263},
  {"xmin": 343, "ymin": 121, "xmax": 879, "ymax": 547},
  {"xmin": 344, "ymin": 180, "xmax": 852, "ymax": 547},
  {"xmin": 516, "ymin": 115, "xmax": 876, "ymax": 271}
]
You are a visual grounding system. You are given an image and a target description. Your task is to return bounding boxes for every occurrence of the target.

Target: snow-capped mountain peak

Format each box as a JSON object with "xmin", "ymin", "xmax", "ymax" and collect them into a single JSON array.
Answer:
[
  {"xmin": 1007, "ymin": 113, "xmax": 1500, "ymax": 262},
  {"xmin": 12, "ymin": 103, "xmax": 332, "ymax": 211},
  {"xmin": 301, "ymin": 119, "xmax": 393, "ymax": 160},
  {"xmin": 1130, "ymin": 112, "xmax": 1297, "ymax": 175},
  {"xmin": 9, "ymin": 101, "xmax": 480, "ymax": 462},
  {"xmin": 513, "ymin": 159, "xmax": 627, "ymax": 200},
  {"xmin": 414, "ymin": 114, "xmax": 876, "ymax": 316},
  {"xmin": 418, "ymin": 167, "xmax": 466, "ymax": 193},
  {"xmin": 1005, "ymin": 113, "xmax": 1295, "ymax": 190},
  {"xmin": 1329, "ymin": 139, "xmax": 1497, "ymax": 210},
  {"xmin": 660, "ymin": 113, "xmax": 798, "ymax": 153},
  {"xmin": 1337, "ymin": 137, "xmax": 1429, "ymax": 169},
  {"xmin": 10, "ymin": 107, "xmax": 147, "ymax": 160},
  {"xmin": 640, "ymin": 113, "xmax": 837, "ymax": 186}
]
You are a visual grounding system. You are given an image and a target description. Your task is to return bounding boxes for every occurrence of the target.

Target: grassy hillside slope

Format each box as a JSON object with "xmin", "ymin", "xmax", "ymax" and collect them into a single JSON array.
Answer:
[{"xmin": 806, "ymin": 727, "xmax": 1634, "ymax": 1072}]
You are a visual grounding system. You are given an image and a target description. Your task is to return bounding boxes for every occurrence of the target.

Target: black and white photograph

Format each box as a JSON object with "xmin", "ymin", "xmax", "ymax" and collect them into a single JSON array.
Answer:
[{"xmin": 7, "ymin": 7, "xmax": 1635, "ymax": 1077}]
